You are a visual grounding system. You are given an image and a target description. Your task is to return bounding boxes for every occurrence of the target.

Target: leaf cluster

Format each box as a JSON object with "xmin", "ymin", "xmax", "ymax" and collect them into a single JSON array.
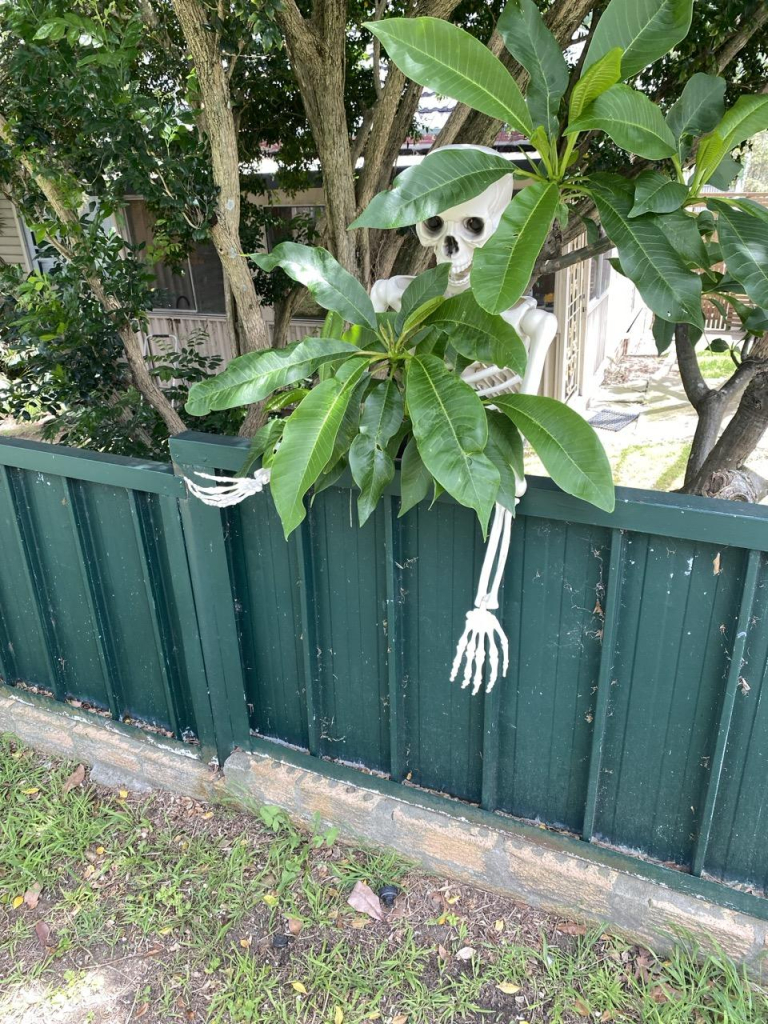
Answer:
[{"xmin": 187, "ymin": 243, "xmax": 614, "ymax": 537}]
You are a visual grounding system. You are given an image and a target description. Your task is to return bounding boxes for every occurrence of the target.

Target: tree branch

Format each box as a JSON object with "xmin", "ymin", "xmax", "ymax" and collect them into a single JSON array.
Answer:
[
  {"xmin": 716, "ymin": 2, "xmax": 768, "ymax": 74},
  {"xmin": 675, "ymin": 323, "xmax": 710, "ymax": 410}
]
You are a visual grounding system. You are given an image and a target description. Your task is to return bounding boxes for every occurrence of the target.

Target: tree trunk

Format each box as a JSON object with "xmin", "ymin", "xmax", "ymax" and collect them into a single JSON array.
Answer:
[
  {"xmin": 170, "ymin": 0, "xmax": 271, "ymax": 434},
  {"xmin": 0, "ymin": 113, "xmax": 186, "ymax": 437},
  {"xmin": 275, "ymin": 0, "xmax": 360, "ymax": 276},
  {"xmin": 688, "ymin": 369, "xmax": 768, "ymax": 495}
]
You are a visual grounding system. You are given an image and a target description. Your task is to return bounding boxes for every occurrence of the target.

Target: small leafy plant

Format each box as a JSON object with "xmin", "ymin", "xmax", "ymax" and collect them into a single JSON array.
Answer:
[{"xmin": 186, "ymin": 243, "xmax": 614, "ymax": 538}]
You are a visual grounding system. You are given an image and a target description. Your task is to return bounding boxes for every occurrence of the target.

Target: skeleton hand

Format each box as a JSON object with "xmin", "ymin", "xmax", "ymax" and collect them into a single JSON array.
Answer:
[
  {"xmin": 184, "ymin": 468, "xmax": 271, "ymax": 508},
  {"xmin": 450, "ymin": 504, "xmax": 513, "ymax": 694},
  {"xmin": 451, "ymin": 602, "xmax": 510, "ymax": 695}
]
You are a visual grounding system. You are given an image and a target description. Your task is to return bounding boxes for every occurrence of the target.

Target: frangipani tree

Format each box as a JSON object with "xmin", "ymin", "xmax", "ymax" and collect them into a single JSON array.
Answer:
[{"xmin": 188, "ymin": 0, "xmax": 768, "ymax": 538}]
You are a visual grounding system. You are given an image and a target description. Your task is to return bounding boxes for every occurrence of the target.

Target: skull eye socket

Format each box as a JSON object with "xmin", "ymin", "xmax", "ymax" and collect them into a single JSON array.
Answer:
[
  {"xmin": 423, "ymin": 216, "xmax": 444, "ymax": 234},
  {"xmin": 464, "ymin": 217, "xmax": 484, "ymax": 235}
]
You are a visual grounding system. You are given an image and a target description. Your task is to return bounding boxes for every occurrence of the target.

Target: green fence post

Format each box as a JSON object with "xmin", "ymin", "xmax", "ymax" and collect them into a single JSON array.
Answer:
[
  {"xmin": 383, "ymin": 495, "xmax": 403, "ymax": 782},
  {"xmin": 691, "ymin": 548, "xmax": 762, "ymax": 877},
  {"xmin": 169, "ymin": 442, "xmax": 251, "ymax": 764},
  {"xmin": 293, "ymin": 517, "xmax": 322, "ymax": 757},
  {"xmin": 155, "ymin": 495, "xmax": 219, "ymax": 762},
  {"xmin": 582, "ymin": 528, "xmax": 625, "ymax": 841}
]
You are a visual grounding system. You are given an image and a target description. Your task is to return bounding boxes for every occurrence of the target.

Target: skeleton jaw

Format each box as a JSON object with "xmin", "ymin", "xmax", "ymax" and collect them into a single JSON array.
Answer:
[{"xmin": 442, "ymin": 253, "xmax": 473, "ymax": 289}]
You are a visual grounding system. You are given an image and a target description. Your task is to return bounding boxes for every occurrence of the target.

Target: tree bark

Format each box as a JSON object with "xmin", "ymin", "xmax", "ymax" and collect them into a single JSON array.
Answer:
[
  {"xmin": 688, "ymin": 368, "xmax": 768, "ymax": 495},
  {"xmin": 275, "ymin": 0, "xmax": 360, "ymax": 276},
  {"xmin": 715, "ymin": 2, "xmax": 768, "ymax": 73},
  {"xmin": 170, "ymin": 0, "xmax": 269, "ymax": 356},
  {"xmin": 0, "ymin": 113, "xmax": 186, "ymax": 437}
]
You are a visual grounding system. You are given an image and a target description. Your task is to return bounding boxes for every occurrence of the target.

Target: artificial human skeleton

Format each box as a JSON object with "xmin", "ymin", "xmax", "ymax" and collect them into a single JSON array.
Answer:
[
  {"xmin": 371, "ymin": 146, "xmax": 558, "ymax": 695},
  {"xmin": 185, "ymin": 144, "xmax": 558, "ymax": 694}
]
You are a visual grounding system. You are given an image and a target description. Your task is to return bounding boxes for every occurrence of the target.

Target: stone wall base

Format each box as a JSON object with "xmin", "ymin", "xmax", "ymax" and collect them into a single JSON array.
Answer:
[{"xmin": 2, "ymin": 687, "xmax": 766, "ymax": 977}]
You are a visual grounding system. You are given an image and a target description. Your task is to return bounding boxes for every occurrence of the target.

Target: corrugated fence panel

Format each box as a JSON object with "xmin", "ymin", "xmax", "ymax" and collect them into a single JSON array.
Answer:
[
  {"xmin": 3, "ymin": 432, "xmax": 768, "ymax": 915},
  {"xmin": 309, "ymin": 490, "xmax": 391, "ymax": 772},
  {"xmin": 227, "ymin": 494, "xmax": 309, "ymax": 750},
  {"xmin": 496, "ymin": 516, "xmax": 610, "ymax": 832},
  {"xmin": 704, "ymin": 554, "xmax": 768, "ymax": 893},
  {"xmin": 593, "ymin": 536, "xmax": 748, "ymax": 869},
  {"xmin": 396, "ymin": 500, "xmax": 487, "ymax": 804}
]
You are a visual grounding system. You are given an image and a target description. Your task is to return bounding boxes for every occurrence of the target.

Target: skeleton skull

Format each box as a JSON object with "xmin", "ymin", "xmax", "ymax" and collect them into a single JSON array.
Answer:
[{"xmin": 415, "ymin": 145, "xmax": 514, "ymax": 294}]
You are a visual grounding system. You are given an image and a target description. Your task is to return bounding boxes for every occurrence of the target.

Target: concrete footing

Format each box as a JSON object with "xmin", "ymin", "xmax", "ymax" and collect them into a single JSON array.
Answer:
[{"xmin": 2, "ymin": 686, "xmax": 766, "ymax": 976}]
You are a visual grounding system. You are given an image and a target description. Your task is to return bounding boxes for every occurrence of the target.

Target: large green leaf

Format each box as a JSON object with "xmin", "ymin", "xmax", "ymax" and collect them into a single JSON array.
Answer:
[
  {"xmin": 494, "ymin": 395, "xmax": 614, "ymax": 512},
  {"xmin": 590, "ymin": 174, "xmax": 704, "ymax": 329},
  {"xmin": 270, "ymin": 360, "xmax": 369, "ymax": 537},
  {"xmin": 568, "ymin": 47, "xmax": 623, "ymax": 124},
  {"xmin": 425, "ymin": 291, "xmax": 527, "ymax": 376},
  {"xmin": 349, "ymin": 435, "xmax": 395, "ymax": 526},
  {"xmin": 584, "ymin": 0, "xmax": 693, "ymax": 79},
  {"xmin": 485, "ymin": 411, "xmax": 525, "ymax": 514},
  {"xmin": 629, "ymin": 171, "xmax": 688, "ymax": 218},
  {"xmin": 716, "ymin": 96, "xmax": 768, "ymax": 149},
  {"xmin": 185, "ymin": 337, "xmax": 357, "ymax": 414},
  {"xmin": 406, "ymin": 354, "xmax": 499, "ymax": 534},
  {"xmin": 394, "ymin": 265, "xmax": 450, "ymax": 334},
  {"xmin": 710, "ymin": 201, "xmax": 768, "ymax": 309},
  {"xmin": 237, "ymin": 418, "xmax": 285, "ymax": 477},
  {"xmin": 652, "ymin": 315, "xmax": 675, "ymax": 354},
  {"xmin": 359, "ymin": 378, "xmax": 404, "ymax": 447},
  {"xmin": 366, "ymin": 18, "xmax": 532, "ymax": 136},
  {"xmin": 351, "ymin": 147, "xmax": 514, "ymax": 230},
  {"xmin": 666, "ymin": 73, "xmax": 725, "ymax": 143},
  {"xmin": 708, "ymin": 153, "xmax": 742, "ymax": 191},
  {"xmin": 398, "ymin": 437, "xmax": 432, "ymax": 517},
  {"xmin": 252, "ymin": 242, "xmax": 377, "ymax": 330},
  {"xmin": 567, "ymin": 84, "xmax": 677, "ymax": 159},
  {"xmin": 471, "ymin": 181, "xmax": 560, "ymax": 315},
  {"xmin": 653, "ymin": 208, "xmax": 708, "ymax": 269},
  {"xmin": 497, "ymin": 0, "xmax": 568, "ymax": 136}
]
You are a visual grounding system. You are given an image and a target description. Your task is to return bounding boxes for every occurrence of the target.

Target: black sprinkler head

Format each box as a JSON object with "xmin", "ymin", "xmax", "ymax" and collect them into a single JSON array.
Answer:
[{"xmin": 379, "ymin": 884, "xmax": 399, "ymax": 908}]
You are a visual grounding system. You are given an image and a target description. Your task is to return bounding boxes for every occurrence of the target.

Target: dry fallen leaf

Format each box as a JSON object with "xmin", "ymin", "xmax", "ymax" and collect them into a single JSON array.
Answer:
[
  {"xmin": 24, "ymin": 883, "xmax": 41, "ymax": 909},
  {"xmin": 392, "ymin": 1016, "xmax": 408, "ymax": 1024},
  {"xmin": 239, "ymin": 937, "xmax": 251, "ymax": 948},
  {"xmin": 437, "ymin": 944, "xmax": 449, "ymax": 961},
  {"xmin": 601, "ymin": 1012, "xmax": 613, "ymax": 1022},
  {"xmin": 287, "ymin": 918, "xmax": 303, "ymax": 936},
  {"xmin": 573, "ymin": 997, "xmax": 591, "ymax": 1016},
  {"xmin": 351, "ymin": 917, "xmax": 370, "ymax": 929},
  {"xmin": 22, "ymin": 787, "xmax": 39, "ymax": 796},
  {"xmin": 135, "ymin": 1004, "xmax": 149, "ymax": 1020},
  {"xmin": 62, "ymin": 764, "xmax": 85, "ymax": 794},
  {"xmin": 12, "ymin": 896, "xmax": 23, "ymax": 910},
  {"xmin": 290, "ymin": 981, "xmax": 308, "ymax": 995},
  {"xmin": 494, "ymin": 919, "xmax": 505, "ymax": 933},
  {"xmin": 556, "ymin": 921, "xmax": 587, "ymax": 935},
  {"xmin": 347, "ymin": 881, "xmax": 383, "ymax": 921},
  {"xmin": 713, "ymin": 552, "xmax": 722, "ymax": 575},
  {"xmin": 496, "ymin": 982, "xmax": 520, "ymax": 995},
  {"xmin": 34, "ymin": 920, "xmax": 52, "ymax": 948},
  {"xmin": 334, "ymin": 1007, "xmax": 344, "ymax": 1024},
  {"xmin": 118, "ymin": 789, "xmax": 129, "ymax": 799},
  {"xmin": 456, "ymin": 946, "xmax": 475, "ymax": 961}
]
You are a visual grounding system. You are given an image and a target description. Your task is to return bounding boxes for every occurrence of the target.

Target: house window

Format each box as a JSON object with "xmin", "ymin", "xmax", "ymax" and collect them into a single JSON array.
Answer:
[
  {"xmin": 589, "ymin": 252, "xmax": 611, "ymax": 302},
  {"xmin": 125, "ymin": 200, "xmax": 226, "ymax": 315},
  {"xmin": 264, "ymin": 205, "xmax": 323, "ymax": 252}
]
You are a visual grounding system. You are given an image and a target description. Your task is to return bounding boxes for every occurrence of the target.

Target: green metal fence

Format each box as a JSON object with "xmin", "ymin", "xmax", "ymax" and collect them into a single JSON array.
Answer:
[{"xmin": 1, "ymin": 430, "xmax": 767, "ymax": 918}]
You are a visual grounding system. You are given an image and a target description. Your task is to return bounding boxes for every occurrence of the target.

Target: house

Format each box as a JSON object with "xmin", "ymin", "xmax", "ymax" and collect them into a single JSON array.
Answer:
[{"xmin": 1, "ymin": 147, "xmax": 645, "ymax": 409}]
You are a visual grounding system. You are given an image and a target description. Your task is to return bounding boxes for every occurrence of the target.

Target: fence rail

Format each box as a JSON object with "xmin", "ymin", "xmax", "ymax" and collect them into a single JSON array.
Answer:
[{"xmin": 1, "ymin": 431, "xmax": 767, "ymax": 918}]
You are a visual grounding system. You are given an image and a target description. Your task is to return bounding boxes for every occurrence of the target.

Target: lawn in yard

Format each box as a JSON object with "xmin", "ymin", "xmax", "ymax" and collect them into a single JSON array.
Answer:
[{"xmin": 0, "ymin": 735, "xmax": 766, "ymax": 1023}]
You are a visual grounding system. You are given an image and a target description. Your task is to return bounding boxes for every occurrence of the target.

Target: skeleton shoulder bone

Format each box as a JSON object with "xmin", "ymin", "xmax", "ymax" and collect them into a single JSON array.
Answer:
[{"xmin": 370, "ymin": 144, "xmax": 558, "ymax": 402}]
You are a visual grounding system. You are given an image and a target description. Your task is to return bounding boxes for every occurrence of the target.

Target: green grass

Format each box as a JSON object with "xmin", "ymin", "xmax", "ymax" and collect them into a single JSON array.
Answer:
[
  {"xmin": 698, "ymin": 349, "xmax": 739, "ymax": 382},
  {"xmin": 1, "ymin": 735, "xmax": 767, "ymax": 1023}
]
